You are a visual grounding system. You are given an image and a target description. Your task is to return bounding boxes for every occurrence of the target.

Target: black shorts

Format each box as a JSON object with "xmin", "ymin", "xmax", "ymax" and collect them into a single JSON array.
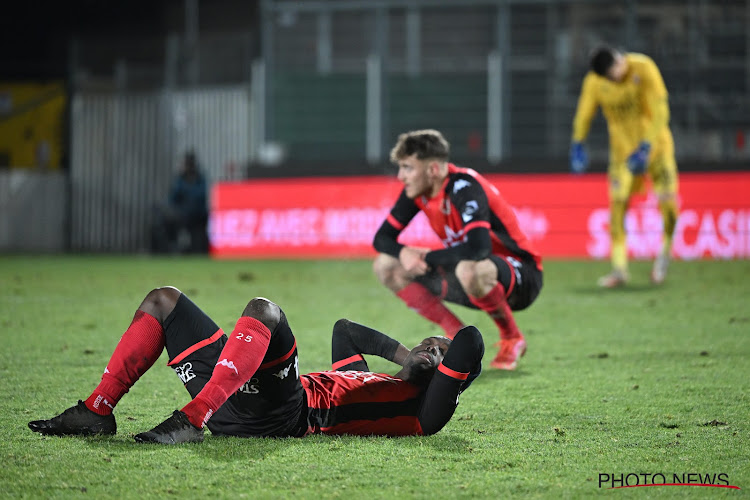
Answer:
[
  {"xmin": 163, "ymin": 294, "xmax": 307, "ymax": 437},
  {"xmin": 415, "ymin": 256, "xmax": 543, "ymax": 311}
]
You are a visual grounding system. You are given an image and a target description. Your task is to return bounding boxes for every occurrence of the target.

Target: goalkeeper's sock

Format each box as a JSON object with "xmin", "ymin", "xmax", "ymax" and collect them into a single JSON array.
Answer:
[
  {"xmin": 469, "ymin": 283, "xmax": 522, "ymax": 341},
  {"xmin": 609, "ymin": 200, "xmax": 628, "ymax": 272},
  {"xmin": 659, "ymin": 197, "xmax": 678, "ymax": 255},
  {"xmin": 397, "ymin": 282, "xmax": 464, "ymax": 339},
  {"xmin": 85, "ymin": 311, "xmax": 164, "ymax": 416},
  {"xmin": 611, "ymin": 239, "xmax": 628, "ymax": 273},
  {"xmin": 181, "ymin": 316, "xmax": 271, "ymax": 429}
]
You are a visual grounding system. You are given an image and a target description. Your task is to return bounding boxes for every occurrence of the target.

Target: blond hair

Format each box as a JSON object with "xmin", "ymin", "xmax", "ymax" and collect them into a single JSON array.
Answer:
[{"xmin": 389, "ymin": 129, "xmax": 450, "ymax": 164}]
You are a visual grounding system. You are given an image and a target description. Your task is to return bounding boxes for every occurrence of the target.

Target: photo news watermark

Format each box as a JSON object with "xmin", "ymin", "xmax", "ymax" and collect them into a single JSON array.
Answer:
[{"xmin": 598, "ymin": 473, "xmax": 741, "ymax": 490}]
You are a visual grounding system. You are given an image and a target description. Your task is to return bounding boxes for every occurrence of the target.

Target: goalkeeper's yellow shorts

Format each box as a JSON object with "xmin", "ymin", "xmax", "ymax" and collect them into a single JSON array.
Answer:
[{"xmin": 608, "ymin": 147, "xmax": 679, "ymax": 202}]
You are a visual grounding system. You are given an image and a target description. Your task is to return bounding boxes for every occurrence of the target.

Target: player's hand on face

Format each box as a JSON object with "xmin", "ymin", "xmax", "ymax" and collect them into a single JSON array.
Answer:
[{"xmin": 400, "ymin": 246, "xmax": 430, "ymax": 276}]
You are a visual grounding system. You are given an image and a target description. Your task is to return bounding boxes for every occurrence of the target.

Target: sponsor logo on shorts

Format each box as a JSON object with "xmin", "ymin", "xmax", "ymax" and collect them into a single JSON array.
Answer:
[
  {"xmin": 272, "ymin": 356, "xmax": 299, "ymax": 380},
  {"xmin": 173, "ymin": 362, "xmax": 196, "ymax": 384},
  {"xmin": 507, "ymin": 256, "xmax": 523, "ymax": 285}
]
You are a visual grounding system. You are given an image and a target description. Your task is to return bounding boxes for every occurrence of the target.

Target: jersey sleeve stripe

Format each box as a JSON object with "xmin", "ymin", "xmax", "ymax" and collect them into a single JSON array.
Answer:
[
  {"xmin": 464, "ymin": 221, "xmax": 490, "ymax": 232},
  {"xmin": 386, "ymin": 214, "xmax": 405, "ymax": 231},
  {"xmin": 437, "ymin": 363, "xmax": 469, "ymax": 380},
  {"xmin": 259, "ymin": 339, "xmax": 298, "ymax": 370},
  {"xmin": 331, "ymin": 354, "xmax": 365, "ymax": 370},
  {"xmin": 167, "ymin": 328, "xmax": 225, "ymax": 366}
]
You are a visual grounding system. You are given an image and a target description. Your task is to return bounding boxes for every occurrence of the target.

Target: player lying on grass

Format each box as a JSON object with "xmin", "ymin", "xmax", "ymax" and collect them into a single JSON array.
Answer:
[{"xmin": 28, "ymin": 287, "xmax": 484, "ymax": 443}]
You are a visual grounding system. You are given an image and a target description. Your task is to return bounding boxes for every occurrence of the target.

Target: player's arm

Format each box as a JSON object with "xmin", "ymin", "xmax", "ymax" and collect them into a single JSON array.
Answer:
[
  {"xmin": 372, "ymin": 190, "xmax": 421, "ymax": 258},
  {"xmin": 417, "ymin": 326, "xmax": 485, "ymax": 435},
  {"xmin": 330, "ymin": 319, "xmax": 410, "ymax": 371},
  {"xmin": 626, "ymin": 57, "xmax": 670, "ymax": 174},
  {"xmin": 640, "ymin": 57, "xmax": 670, "ymax": 145},
  {"xmin": 569, "ymin": 74, "xmax": 599, "ymax": 173},
  {"xmin": 571, "ymin": 73, "xmax": 599, "ymax": 143},
  {"xmin": 423, "ymin": 180, "xmax": 492, "ymax": 270}
]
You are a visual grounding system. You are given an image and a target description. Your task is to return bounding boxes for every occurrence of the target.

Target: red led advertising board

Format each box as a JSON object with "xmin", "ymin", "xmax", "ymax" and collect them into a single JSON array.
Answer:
[{"xmin": 210, "ymin": 172, "xmax": 750, "ymax": 260}]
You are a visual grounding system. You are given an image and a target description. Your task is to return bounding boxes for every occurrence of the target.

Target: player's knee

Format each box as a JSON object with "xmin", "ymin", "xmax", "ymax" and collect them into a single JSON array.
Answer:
[
  {"xmin": 332, "ymin": 318, "xmax": 352, "ymax": 337},
  {"xmin": 372, "ymin": 253, "xmax": 392, "ymax": 278},
  {"xmin": 454, "ymin": 261, "xmax": 477, "ymax": 288},
  {"xmin": 658, "ymin": 192, "xmax": 676, "ymax": 205},
  {"xmin": 452, "ymin": 326, "xmax": 485, "ymax": 353},
  {"xmin": 456, "ymin": 259, "xmax": 496, "ymax": 291},
  {"xmin": 139, "ymin": 286, "xmax": 181, "ymax": 321},
  {"xmin": 242, "ymin": 297, "xmax": 281, "ymax": 331},
  {"xmin": 373, "ymin": 253, "xmax": 404, "ymax": 288}
]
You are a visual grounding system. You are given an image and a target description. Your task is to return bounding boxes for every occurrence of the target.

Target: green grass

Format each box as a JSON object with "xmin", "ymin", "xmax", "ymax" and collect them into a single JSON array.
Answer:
[{"xmin": 1, "ymin": 256, "xmax": 748, "ymax": 499}]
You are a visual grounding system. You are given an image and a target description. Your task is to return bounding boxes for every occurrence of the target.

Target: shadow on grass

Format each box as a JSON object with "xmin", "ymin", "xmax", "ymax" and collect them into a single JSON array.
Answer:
[
  {"xmin": 474, "ymin": 368, "xmax": 531, "ymax": 382},
  {"xmin": 75, "ymin": 429, "xmax": 473, "ymax": 462},
  {"xmin": 75, "ymin": 431, "xmax": 292, "ymax": 461},
  {"xmin": 570, "ymin": 283, "xmax": 661, "ymax": 294}
]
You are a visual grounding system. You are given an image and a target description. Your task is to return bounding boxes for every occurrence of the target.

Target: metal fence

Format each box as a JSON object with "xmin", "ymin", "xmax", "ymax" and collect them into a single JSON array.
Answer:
[
  {"xmin": 258, "ymin": 0, "xmax": 749, "ymax": 165},
  {"xmin": 66, "ymin": 0, "xmax": 749, "ymax": 167},
  {"xmin": 69, "ymin": 86, "xmax": 251, "ymax": 252}
]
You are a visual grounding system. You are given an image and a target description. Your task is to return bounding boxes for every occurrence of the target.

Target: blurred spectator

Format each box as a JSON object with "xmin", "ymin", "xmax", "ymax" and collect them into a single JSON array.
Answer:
[{"xmin": 151, "ymin": 151, "xmax": 208, "ymax": 254}]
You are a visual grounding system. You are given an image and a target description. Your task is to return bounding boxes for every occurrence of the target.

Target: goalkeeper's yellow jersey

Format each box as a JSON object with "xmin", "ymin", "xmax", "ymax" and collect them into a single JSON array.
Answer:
[{"xmin": 571, "ymin": 53, "xmax": 674, "ymax": 163}]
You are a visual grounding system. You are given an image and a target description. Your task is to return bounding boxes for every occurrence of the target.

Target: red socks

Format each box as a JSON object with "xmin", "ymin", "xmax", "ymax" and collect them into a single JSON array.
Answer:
[
  {"xmin": 469, "ymin": 283, "xmax": 522, "ymax": 341},
  {"xmin": 397, "ymin": 282, "xmax": 464, "ymax": 339},
  {"xmin": 181, "ymin": 316, "xmax": 272, "ymax": 428},
  {"xmin": 85, "ymin": 310, "xmax": 165, "ymax": 415}
]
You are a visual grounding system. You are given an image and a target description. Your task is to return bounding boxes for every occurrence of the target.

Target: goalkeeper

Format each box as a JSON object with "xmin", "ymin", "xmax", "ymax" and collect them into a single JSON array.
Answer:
[{"xmin": 569, "ymin": 45, "xmax": 680, "ymax": 287}]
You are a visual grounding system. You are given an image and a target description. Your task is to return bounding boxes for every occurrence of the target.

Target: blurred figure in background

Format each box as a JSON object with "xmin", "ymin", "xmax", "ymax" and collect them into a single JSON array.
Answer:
[
  {"xmin": 151, "ymin": 150, "xmax": 209, "ymax": 254},
  {"xmin": 569, "ymin": 45, "xmax": 680, "ymax": 287},
  {"xmin": 373, "ymin": 130, "xmax": 543, "ymax": 371}
]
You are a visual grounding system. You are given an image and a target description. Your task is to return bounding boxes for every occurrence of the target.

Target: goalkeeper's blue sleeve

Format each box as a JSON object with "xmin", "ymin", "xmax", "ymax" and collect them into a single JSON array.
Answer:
[
  {"xmin": 626, "ymin": 141, "xmax": 651, "ymax": 174},
  {"xmin": 569, "ymin": 142, "xmax": 588, "ymax": 174}
]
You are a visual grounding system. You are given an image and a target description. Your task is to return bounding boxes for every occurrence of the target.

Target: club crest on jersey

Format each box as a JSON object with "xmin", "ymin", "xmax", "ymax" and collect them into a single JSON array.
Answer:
[
  {"xmin": 443, "ymin": 226, "xmax": 467, "ymax": 247},
  {"xmin": 453, "ymin": 179, "xmax": 471, "ymax": 193},
  {"xmin": 462, "ymin": 200, "xmax": 478, "ymax": 223}
]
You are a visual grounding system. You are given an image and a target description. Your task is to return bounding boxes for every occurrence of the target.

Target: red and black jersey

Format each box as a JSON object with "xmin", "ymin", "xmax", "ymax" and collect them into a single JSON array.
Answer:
[
  {"xmin": 376, "ymin": 163, "xmax": 542, "ymax": 271},
  {"xmin": 301, "ymin": 370, "xmax": 424, "ymax": 436},
  {"xmin": 297, "ymin": 319, "xmax": 483, "ymax": 437}
]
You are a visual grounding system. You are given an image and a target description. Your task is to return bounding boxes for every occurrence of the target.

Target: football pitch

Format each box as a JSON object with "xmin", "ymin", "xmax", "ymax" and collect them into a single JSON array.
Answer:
[{"xmin": 1, "ymin": 255, "xmax": 748, "ymax": 498}]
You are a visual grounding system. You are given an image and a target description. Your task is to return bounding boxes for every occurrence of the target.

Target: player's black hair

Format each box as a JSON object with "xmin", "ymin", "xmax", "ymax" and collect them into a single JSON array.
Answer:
[
  {"xmin": 390, "ymin": 129, "xmax": 450, "ymax": 163},
  {"xmin": 590, "ymin": 46, "xmax": 617, "ymax": 76}
]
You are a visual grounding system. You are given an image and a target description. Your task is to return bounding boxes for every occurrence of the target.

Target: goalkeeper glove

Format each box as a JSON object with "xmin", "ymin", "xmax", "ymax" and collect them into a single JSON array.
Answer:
[
  {"xmin": 626, "ymin": 141, "xmax": 651, "ymax": 174},
  {"xmin": 569, "ymin": 142, "xmax": 588, "ymax": 174}
]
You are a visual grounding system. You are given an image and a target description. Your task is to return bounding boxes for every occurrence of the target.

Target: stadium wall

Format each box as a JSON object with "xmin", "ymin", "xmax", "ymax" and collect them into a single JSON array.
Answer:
[{"xmin": 0, "ymin": 170, "xmax": 67, "ymax": 252}]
